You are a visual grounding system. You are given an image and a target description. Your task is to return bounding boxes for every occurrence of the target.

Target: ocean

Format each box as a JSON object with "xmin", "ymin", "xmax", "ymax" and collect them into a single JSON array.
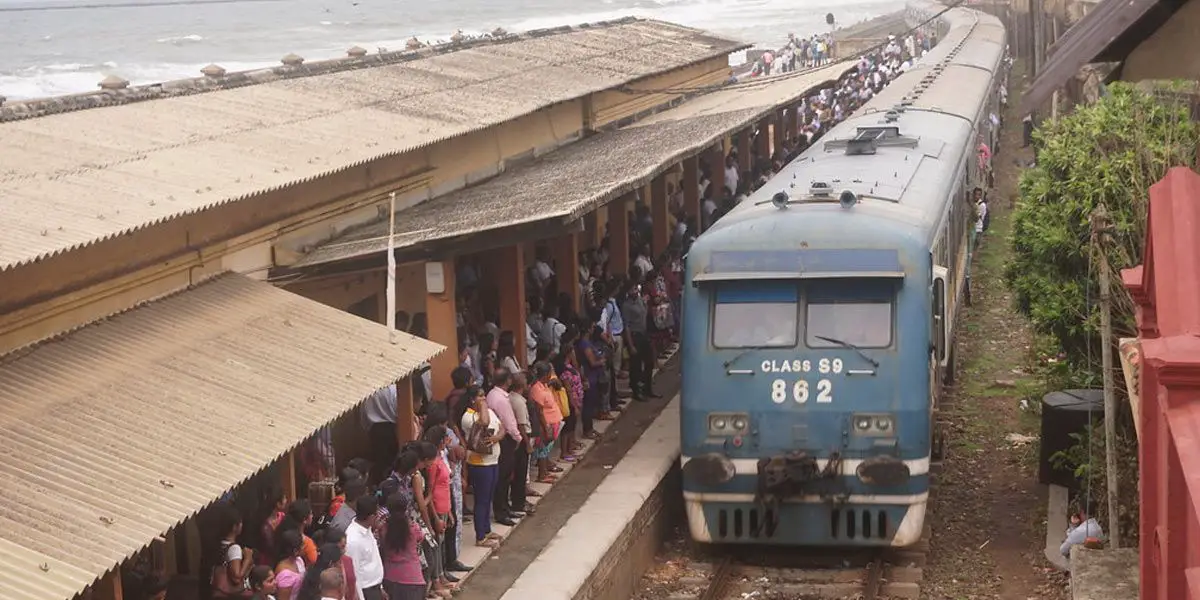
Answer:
[{"xmin": 0, "ymin": 0, "xmax": 903, "ymax": 101}]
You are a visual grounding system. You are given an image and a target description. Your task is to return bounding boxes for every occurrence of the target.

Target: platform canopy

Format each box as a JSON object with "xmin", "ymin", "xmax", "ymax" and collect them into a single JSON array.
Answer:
[
  {"xmin": 0, "ymin": 273, "xmax": 443, "ymax": 600},
  {"xmin": 293, "ymin": 61, "xmax": 856, "ymax": 268}
]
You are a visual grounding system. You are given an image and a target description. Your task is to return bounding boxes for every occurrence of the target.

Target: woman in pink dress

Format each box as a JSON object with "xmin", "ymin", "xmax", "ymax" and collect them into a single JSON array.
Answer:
[
  {"xmin": 271, "ymin": 530, "xmax": 306, "ymax": 600},
  {"xmin": 382, "ymin": 494, "xmax": 431, "ymax": 600}
]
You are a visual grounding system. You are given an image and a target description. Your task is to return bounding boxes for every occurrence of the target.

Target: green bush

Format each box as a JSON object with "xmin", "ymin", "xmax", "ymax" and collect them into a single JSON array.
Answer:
[{"xmin": 1006, "ymin": 82, "xmax": 1200, "ymax": 369}]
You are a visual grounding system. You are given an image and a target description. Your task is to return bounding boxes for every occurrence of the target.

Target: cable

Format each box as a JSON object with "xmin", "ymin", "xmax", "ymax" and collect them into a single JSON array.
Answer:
[{"xmin": 615, "ymin": 0, "xmax": 970, "ymax": 97}]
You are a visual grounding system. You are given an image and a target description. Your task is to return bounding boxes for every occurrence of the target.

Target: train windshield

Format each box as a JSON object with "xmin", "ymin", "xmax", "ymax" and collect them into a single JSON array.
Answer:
[
  {"xmin": 711, "ymin": 285, "xmax": 798, "ymax": 348},
  {"xmin": 805, "ymin": 301, "xmax": 894, "ymax": 348}
]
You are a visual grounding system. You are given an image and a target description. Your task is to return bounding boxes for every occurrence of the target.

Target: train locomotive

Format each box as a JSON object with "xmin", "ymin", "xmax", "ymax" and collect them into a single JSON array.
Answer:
[{"xmin": 679, "ymin": 0, "xmax": 1006, "ymax": 547}]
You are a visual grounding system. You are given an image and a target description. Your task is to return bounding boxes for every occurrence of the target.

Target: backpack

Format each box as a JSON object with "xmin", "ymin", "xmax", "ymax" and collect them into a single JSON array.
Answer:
[
  {"xmin": 526, "ymin": 396, "xmax": 544, "ymax": 440},
  {"xmin": 982, "ymin": 207, "xmax": 991, "ymax": 232}
]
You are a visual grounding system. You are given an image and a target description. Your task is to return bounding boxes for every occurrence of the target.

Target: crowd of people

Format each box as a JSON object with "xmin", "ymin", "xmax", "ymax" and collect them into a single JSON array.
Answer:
[
  {"xmin": 696, "ymin": 34, "xmax": 930, "ymax": 229},
  {"xmin": 748, "ymin": 28, "xmax": 932, "ymax": 79},
  {"xmin": 120, "ymin": 27, "xmax": 941, "ymax": 600}
]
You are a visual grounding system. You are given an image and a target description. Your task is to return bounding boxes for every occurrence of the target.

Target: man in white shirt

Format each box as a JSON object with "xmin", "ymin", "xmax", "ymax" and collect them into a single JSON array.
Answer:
[
  {"xmin": 345, "ymin": 496, "xmax": 385, "ymax": 600},
  {"xmin": 723, "ymin": 154, "xmax": 739, "ymax": 197},
  {"xmin": 320, "ymin": 567, "xmax": 346, "ymax": 600}
]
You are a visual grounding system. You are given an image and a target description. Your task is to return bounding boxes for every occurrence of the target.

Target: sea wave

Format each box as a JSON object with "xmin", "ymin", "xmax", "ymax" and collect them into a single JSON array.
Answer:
[
  {"xmin": 155, "ymin": 33, "xmax": 205, "ymax": 44},
  {"xmin": 0, "ymin": 59, "xmax": 270, "ymax": 101}
]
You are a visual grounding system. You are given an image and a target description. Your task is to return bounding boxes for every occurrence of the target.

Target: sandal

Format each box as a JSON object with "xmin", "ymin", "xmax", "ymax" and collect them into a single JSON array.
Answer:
[
  {"xmin": 485, "ymin": 532, "xmax": 503, "ymax": 540},
  {"xmin": 559, "ymin": 455, "xmax": 578, "ymax": 463},
  {"xmin": 526, "ymin": 489, "xmax": 543, "ymax": 497},
  {"xmin": 597, "ymin": 413, "xmax": 616, "ymax": 421},
  {"xmin": 475, "ymin": 538, "xmax": 498, "ymax": 548},
  {"xmin": 537, "ymin": 475, "xmax": 558, "ymax": 484},
  {"xmin": 585, "ymin": 431, "xmax": 602, "ymax": 440},
  {"xmin": 549, "ymin": 466, "xmax": 564, "ymax": 473}
]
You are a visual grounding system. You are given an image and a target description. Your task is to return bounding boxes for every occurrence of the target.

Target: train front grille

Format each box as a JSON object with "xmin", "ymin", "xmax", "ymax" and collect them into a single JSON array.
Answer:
[
  {"xmin": 830, "ymin": 508, "xmax": 890, "ymax": 540},
  {"xmin": 715, "ymin": 507, "xmax": 778, "ymax": 539}
]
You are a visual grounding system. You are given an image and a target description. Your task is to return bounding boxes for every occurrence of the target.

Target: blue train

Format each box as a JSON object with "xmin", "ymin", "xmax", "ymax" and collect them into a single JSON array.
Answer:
[{"xmin": 679, "ymin": 0, "xmax": 1006, "ymax": 547}]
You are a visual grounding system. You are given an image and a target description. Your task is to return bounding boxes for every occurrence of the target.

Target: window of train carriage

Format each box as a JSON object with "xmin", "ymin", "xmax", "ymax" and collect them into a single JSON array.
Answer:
[
  {"xmin": 804, "ymin": 281, "xmax": 895, "ymax": 349},
  {"xmin": 711, "ymin": 284, "xmax": 799, "ymax": 349}
]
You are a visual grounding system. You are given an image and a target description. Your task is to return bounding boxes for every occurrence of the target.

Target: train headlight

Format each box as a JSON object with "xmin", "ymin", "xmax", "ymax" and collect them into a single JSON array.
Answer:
[
  {"xmin": 708, "ymin": 412, "xmax": 750, "ymax": 436},
  {"xmin": 851, "ymin": 413, "xmax": 897, "ymax": 437}
]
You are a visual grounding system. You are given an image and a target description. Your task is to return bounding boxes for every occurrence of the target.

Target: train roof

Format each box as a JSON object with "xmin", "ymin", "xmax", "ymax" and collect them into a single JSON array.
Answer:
[{"xmin": 692, "ymin": 2, "xmax": 1005, "ymax": 262}]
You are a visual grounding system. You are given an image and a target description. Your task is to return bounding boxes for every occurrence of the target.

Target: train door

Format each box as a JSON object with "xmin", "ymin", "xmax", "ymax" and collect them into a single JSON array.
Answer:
[{"xmin": 931, "ymin": 265, "xmax": 950, "ymax": 379}]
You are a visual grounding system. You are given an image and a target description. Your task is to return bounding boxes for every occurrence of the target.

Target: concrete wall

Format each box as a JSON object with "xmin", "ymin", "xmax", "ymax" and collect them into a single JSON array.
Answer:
[{"xmin": 1122, "ymin": 0, "xmax": 1200, "ymax": 82}]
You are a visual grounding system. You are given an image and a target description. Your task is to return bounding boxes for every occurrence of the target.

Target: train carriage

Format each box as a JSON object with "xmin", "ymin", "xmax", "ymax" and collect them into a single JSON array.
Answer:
[{"xmin": 679, "ymin": 0, "xmax": 1006, "ymax": 547}]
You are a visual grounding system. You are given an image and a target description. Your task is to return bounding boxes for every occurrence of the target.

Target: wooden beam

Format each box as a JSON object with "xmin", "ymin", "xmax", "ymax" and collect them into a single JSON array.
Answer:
[
  {"xmin": 93, "ymin": 568, "xmax": 123, "ymax": 600},
  {"xmin": 496, "ymin": 245, "xmax": 529, "ymax": 367},
  {"xmin": 709, "ymin": 145, "xmax": 726, "ymax": 203},
  {"xmin": 607, "ymin": 195, "xmax": 632, "ymax": 279},
  {"xmin": 682, "ymin": 157, "xmax": 701, "ymax": 233},
  {"xmin": 553, "ymin": 233, "xmax": 581, "ymax": 313},
  {"xmin": 279, "ymin": 450, "xmax": 297, "ymax": 501},
  {"xmin": 650, "ymin": 174, "xmax": 670, "ymax": 258},
  {"xmin": 425, "ymin": 259, "xmax": 458, "ymax": 400},
  {"xmin": 737, "ymin": 131, "xmax": 752, "ymax": 174},
  {"xmin": 396, "ymin": 376, "xmax": 417, "ymax": 444},
  {"xmin": 756, "ymin": 118, "xmax": 772, "ymax": 164},
  {"xmin": 774, "ymin": 109, "xmax": 786, "ymax": 158}
]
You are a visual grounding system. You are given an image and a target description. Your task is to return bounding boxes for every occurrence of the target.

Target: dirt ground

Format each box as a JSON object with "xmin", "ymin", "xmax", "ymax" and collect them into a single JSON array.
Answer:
[{"xmin": 920, "ymin": 63, "xmax": 1070, "ymax": 600}]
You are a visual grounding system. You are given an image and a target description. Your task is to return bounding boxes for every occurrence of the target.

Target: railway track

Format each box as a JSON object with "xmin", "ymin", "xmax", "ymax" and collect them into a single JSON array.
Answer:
[{"xmin": 666, "ymin": 526, "xmax": 929, "ymax": 600}]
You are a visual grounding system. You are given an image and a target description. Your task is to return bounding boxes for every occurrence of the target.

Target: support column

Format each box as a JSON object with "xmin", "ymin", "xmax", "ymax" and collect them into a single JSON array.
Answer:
[
  {"xmin": 756, "ymin": 118, "xmax": 772, "ymax": 162},
  {"xmin": 93, "ymin": 570, "xmax": 123, "ymax": 600},
  {"xmin": 650, "ymin": 174, "xmax": 670, "ymax": 258},
  {"xmin": 683, "ymin": 156, "xmax": 701, "ymax": 232},
  {"xmin": 496, "ymin": 245, "xmax": 528, "ymax": 367},
  {"xmin": 396, "ymin": 376, "xmax": 416, "ymax": 443},
  {"xmin": 425, "ymin": 258, "xmax": 458, "ymax": 400},
  {"xmin": 737, "ymin": 132, "xmax": 752, "ymax": 174},
  {"xmin": 709, "ymin": 144, "xmax": 726, "ymax": 201},
  {"xmin": 279, "ymin": 451, "xmax": 297, "ymax": 501},
  {"xmin": 553, "ymin": 232, "xmax": 581, "ymax": 311},
  {"xmin": 608, "ymin": 196, "xmax": 631, "ymax": 279},
  {"xmin": 774, "ymin": 109, "xmax": 786, "ymax": 157}
]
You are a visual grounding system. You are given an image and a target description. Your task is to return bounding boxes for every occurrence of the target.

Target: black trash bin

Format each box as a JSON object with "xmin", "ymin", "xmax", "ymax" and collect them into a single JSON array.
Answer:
[{"xmin": 1038, "ymin": 389, "xmax": 1104, "ymax": 490}]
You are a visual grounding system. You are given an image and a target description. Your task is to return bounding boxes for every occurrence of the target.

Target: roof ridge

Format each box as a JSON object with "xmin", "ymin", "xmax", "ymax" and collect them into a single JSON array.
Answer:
[{"xmin": 0, "ymin": 16, "xmax": 683, "ymax": 123}]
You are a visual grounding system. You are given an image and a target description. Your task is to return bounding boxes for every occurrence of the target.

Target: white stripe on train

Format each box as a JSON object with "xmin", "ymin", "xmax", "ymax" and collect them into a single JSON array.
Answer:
[{"xmin": 680, "ymin": 455, "xmax": 932, "ymax": 477}]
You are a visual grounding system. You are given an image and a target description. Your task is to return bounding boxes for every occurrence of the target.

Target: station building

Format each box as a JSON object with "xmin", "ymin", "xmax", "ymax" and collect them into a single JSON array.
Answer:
[{"xmin": 0, "ymin": 16, "xmax": 862, "ymax": 600}]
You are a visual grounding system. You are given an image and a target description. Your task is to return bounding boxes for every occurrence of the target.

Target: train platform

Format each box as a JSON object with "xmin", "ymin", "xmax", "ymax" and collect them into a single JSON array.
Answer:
[
  {"xmin": 449, "ymin": 348, "xmax": 682, "ymax": 600},
  {"xmin": 498, "ymin": 397, "xmax": 683, "ymax": 600}
]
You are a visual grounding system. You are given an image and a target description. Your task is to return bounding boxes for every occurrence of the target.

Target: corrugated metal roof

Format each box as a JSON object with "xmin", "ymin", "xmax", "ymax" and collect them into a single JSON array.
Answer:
[
  {"xmin": 0, "ymin": 273, "xmax": 444, "ymax": 600},
  {"xmin": 1020, "ymin": 0, "xmax": 1187, "ymax": 114},
  {"xmin": 0, "ymin": 19, "xmax": 747, "ymax": 273},
  {"xmin": 294, "ymin": 61, "xmax": 854, "ymax": 268}
]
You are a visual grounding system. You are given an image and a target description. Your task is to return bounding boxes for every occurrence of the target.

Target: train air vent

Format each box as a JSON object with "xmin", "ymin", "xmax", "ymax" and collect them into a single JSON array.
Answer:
[
  {"xmin": 829, "ymin": 508, "xmax": 891, "ymax": 540},
  {"xmin": 824, "ymin": 126, "xmax": 918, "ymax": 155},
  {"xmin": 716, "ymin": 507, "xmax": 777, "ymax": 539}
]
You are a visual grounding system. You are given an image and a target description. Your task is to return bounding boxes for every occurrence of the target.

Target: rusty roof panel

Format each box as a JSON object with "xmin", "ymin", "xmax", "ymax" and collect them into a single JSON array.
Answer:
[
  {"xmin": 0, "ymin": 273, "xmax": 444, "ymax": 600},
  {"xmin": 0, "ymin": 19, "xmax": 748, "ymax": 273},
  {"xmin": 1020, "ymin": 0, "xmax": 1186, "ymax": 115},
  {"xmin": 294, "ymin": 62, "xmax": 855, "ymax": 268}
]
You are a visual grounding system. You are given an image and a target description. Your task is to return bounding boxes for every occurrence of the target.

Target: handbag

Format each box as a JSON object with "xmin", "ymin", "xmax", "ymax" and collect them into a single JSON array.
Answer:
[{"xmin": 465, "ymin": 417, "xmax": 494, "ymax": 455}]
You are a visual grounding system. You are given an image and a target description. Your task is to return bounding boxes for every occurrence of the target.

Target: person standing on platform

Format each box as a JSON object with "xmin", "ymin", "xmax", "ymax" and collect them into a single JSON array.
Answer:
[
  {"xmin": 485, "ymin": 368, "xmax": 522, "ymax": 526},
  {"xmin": 361, "ymin": 384, "xmax": 398, "ymax": 484},
  {"xmin": 345, "ymin": 496, "xmax": 384, "ymax": 600},
  {"xmin": 621, "ymin": 278, "xmax": 659, "ymax": 402},
  {"xmin": 598, "ymin": 279, "xmax": 628, "ymax": 413},
  {"xmin": 461, "ymin": 386, "xmax": 503, "ymax": 548}
]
